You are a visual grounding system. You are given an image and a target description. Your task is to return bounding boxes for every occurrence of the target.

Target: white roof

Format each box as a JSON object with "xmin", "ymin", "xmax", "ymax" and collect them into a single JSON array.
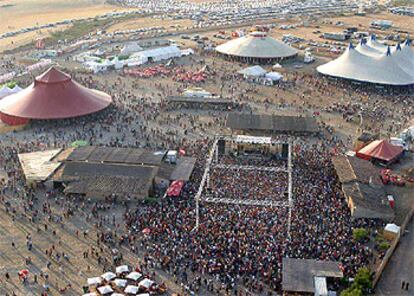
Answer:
[
  {"xmin": 114, "ymin": 278, "xmax": 128, "ymax": 288},
  {"xmin": 124, "ymin": 285, "xmax": 139, "ymax": 294},
  {"xmin": 115, "ymin": 265, "xmax": 129, "ymax": 274},
  {"xmin": 385, "ymin": 223, "xmax": 401, "ymax": 234},
  {"xmin": 138, "ymin": 278, "xmax": 154, "ymax": 289},
  {"xmin": 111, "ymin": 293, "xmax": 125, "ymax": 296},
  {"xmin": 265, "ymin": 71, "xmax": 283, "ymax": 81},
  {"xmin": 82, "ymin": 293, "xmax": 97, "ymax": 296},
  {"xmin": 0, "ymin": 85, "xmax": 13, "ymax": 99},
  {"xmin": 120, "ymin": 42, "xmax": 143, "ymax": 55},
  {"xmin": 237, "ymin": 65, "xmax": 266, "ymax": 77},
  {"xmin": 126, "ymin": 271, "xmax": 142, "ymax": 281},
  {"xmin": 314, "ymin": 276, "xmax": 328, "ymax": 296},
  {"xmin": 87, "ymin": 276, "xmax": 102, "ymax": 285},
  {"xmin": 216, "ymin": 32, "xmax": 297, "ymax": 59},
  {"xmin": 317, "ymin": 39, "xmax": 414, "ymax": 86},
  {"xmin": 101, "ymin": 271, "xmax": 116, "ymax": 281},
  {"xmin": 131, "ymin": 45, "xmax": 181, "ymax": 59},
  {"xmin": 97, "ymin": 285, "xmax": 113, "ymax": 294},
  {"xmin": 18, "ymin": 149, "xmax": 63, "ymax": 181}
]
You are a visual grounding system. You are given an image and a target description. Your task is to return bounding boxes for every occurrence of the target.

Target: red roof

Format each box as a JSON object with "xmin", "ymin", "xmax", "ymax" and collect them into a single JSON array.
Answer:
[
  {"xmin": 0, "ymin": 67, "xmax": 112, "ymax": 120},
  {"xmin": 356, "ymin": 139, "xmax": 403, "ymax": 162}
]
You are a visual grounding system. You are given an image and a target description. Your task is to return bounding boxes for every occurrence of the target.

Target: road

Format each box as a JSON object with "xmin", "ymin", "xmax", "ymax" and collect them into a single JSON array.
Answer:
[{"xmin": 375, "ymin": 217, "xmax": 414, "ymax": 296}]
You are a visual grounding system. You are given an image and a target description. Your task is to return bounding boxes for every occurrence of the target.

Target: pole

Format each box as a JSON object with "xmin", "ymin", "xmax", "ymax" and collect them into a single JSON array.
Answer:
[{"xmin": 287, "ymin": 139, "xmax": 293, "ymax": 238}]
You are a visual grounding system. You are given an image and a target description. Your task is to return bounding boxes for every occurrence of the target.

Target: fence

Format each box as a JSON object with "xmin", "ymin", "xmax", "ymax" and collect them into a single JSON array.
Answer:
[{"xmin": 372, "ymin": 208, "xmax": 414, "ymax": 287}]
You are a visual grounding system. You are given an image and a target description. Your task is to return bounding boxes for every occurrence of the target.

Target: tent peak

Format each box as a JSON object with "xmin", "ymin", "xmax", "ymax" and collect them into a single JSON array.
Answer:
[{"xmin": 35, "ymin": 67, "xmax": 71, "ymax": 84}]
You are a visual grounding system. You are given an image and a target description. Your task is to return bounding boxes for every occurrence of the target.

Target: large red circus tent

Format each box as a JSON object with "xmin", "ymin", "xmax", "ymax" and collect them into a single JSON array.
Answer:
[
  {"xmin": 356, "ymin": 139, "xmax": 403, "ymax": 163},
  {"xmin": 0, "ymin": 67, "xmax": 112, "ymax": 125}
]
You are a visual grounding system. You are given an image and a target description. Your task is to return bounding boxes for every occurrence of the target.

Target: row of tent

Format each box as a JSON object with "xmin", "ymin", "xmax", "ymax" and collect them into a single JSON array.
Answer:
[
  {"xmin": 0, "ymin": 84, "xmax": 23, "ymax": 99},
  {"xmin": 317, "ymin": 36, "xmax": 414, "ymax": 86},
  {"xmin": 82, "ymin": 46, "xmax": 193, "ymax": 74}
]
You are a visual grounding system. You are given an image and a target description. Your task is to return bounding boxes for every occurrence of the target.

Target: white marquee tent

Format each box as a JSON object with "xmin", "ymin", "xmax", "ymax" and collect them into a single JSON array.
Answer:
[
  {"xmin": 120, "ymin": 42, "xmax": 143, "ymax": 55},
  {"xmin": 216, "ymin": 32, "xmax": 297, "ymax": 61},
  {"xmin": 130, "ymin": 45, "xmax": 182, "ymax": 63},
  {"xmin": 0, "ymin": 85, "xmax": 23, "ymax": 99},
  {"xmin": 317, "ymin": 37, "xmax": 414, "ymax": 86},
  {"xmin": 237, "ymin": 65, "xmax": 267, "ymax": 77}
]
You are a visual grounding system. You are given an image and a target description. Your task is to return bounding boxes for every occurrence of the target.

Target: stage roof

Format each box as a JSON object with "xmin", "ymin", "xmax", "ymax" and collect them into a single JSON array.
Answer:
[{"xmin": 227, "ymin": 113, "xmax": 318, "ymax": 133}]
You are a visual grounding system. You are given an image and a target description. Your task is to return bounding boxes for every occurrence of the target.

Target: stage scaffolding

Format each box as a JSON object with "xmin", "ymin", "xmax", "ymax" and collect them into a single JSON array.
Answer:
[{"xmin": 194, "ymin": 135, "xmax": 294, "ymax": 236}]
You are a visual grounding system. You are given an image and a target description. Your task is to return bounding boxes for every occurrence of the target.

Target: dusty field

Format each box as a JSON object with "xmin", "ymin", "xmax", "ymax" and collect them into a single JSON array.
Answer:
[
  {"xmin": 0, "ymin": 25, "xmax": 71, "ymax": 53},
  {"xmin": 0, "ymin": 0, "xmax": 134, "ymax": 52}
]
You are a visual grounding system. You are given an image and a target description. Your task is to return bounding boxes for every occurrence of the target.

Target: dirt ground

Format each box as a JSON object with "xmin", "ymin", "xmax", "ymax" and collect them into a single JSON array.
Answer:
[{"xmin": 0, "ymin": 0, "xmax": 134, "ymax": 51}]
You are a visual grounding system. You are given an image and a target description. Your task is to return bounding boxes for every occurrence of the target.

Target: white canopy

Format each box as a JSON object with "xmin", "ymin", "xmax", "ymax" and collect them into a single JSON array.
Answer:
[
  {"xmin": 97, "ymin": 285, "xmax": 114, "ymax": 294},
  {"xmin": 116, "ymin": 265, "xmax": 130, "ymax": 274},
  {"xmin": 130, "ymin": 46, "xmax": 181, "ymax": 63},
  {"xmin": 385, "ymin": 223, "xmax": 401, "ymax": 234},
  {"xmin": 0, "ymin": 85, "xmax": 13, "ymax": 99},
  {"xmin": 124, "ymin": 285, "xmax": 139, "ymax": 294},
  {"xmin": 114, "ymin": 278, "xmax": 128, "ymax": 287},
  {"xmin": 11, "ymin": 85, "xmax": 22, "ymax": 93},
  {"xmin": 138, "ymin": 278, "xmax": 154, "ymax": 289},
  {"xmin": 111, "ymin": 293, "xmax": 125, "ymax": 296},
  {"xmin": 87, "ymin": 277, "xmax": 102, "ymax": 286},
  {"xmin": 120, "ymin": 42, "xmax": 143, "ymax": 55},
  {"xmin": 265, "ymin": 72, "xmax": 283, "ymax": 81},
  {"xmin": 101, "ymin": 271, "xmax": 116, "ymax": 281},
  {"xmin": 82, "ymin": 293, "xmax": 97, "ymax": 296},
  {"xmin": 317, "ymin": 39, "xmax": 414, "ymax": 86},
  {"xmin": 216, "ymin": 32, "xmax": 297, "ymax": 59},
  {"xmin": 126, "ymin": 271, "xmax": 142, "ymax": 281},
  {"xmin": 237, "ymin": 65, "xmax": 266, "ymax": 77}
]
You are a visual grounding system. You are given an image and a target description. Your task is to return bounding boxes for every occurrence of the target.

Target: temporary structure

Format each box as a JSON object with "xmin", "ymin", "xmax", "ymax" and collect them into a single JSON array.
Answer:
[
  {"xmin": 383, "ymin": 223, "xmax": 401, "ymax": 240},
  {"xmin": 0, "ymin": 85, "xmax": 13, "ymax": 99},
  {"xmin": 265, "ymin": 72, "xmax": 283, "ymax": 81},
  {"xmin": 0, "ymin": 84, "xmax": 22, "ymax": 99},
  {"xmin": 356, "ymin": 139, "xmax": 403, "ymax": 163},
  {"xmin": 97, "ymin": 285, "xmax": 113, "ymax": 294},
  {"xmin": 0, "ymin": 67, "xmax": 112, "ymax": 125},
  {"xmin": 124, "ymin": 285, "xmax": 139, "ymax": 294},
  {"xmin": 87, "ymin": 277, "xmax": 102, "ymax": 286},
  {"xmin": 216, "ymin": 31, "xmax": 297, "ymax": 63},
  {"xmin": 317, "ymin": 37, "xmax": 414, "ymax": 86},
  {"xmin": 237, "ymin": 65, "xmax": 266, "ymax": 78},
  {"xmin": 120, "ymin": 42, "xmax": 143, "ymax": 55},
  {"xmin": 130, "ymin": 46, "xmax": 182, "ymax": 63},
  {"xmin": 126, "ymin": 271, "xmax": 142, "ymax": 281},
  {"xmin": 101, "ymin": 271, "xmax": 116, "ymax": 281}
]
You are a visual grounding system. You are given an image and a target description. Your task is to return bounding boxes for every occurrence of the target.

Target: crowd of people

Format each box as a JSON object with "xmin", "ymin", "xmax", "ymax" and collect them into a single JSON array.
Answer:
[
  {"xmin": 207, "ymin": 167, "xmax": 288, "ymax": 201},
  {"xmin": 0, "ymin": 47, "xmax": 404, "ymax": 295}
]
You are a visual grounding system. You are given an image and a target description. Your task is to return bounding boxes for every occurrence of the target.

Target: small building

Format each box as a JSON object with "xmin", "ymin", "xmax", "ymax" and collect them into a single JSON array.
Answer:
[
  {"xmin": 226, "ymin": 113, "xmax": 319, "ymax": 135},
  {"xmin": 332, "ymin": 155, "xmax": 394, "ymax": 220},
  {"xmin": 282, "ymin": 258, "xmax": 343, "ymax": 295},
  {"xmin": 18, "ymin": 146, "xmax": 196, "ymax": 200}
]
